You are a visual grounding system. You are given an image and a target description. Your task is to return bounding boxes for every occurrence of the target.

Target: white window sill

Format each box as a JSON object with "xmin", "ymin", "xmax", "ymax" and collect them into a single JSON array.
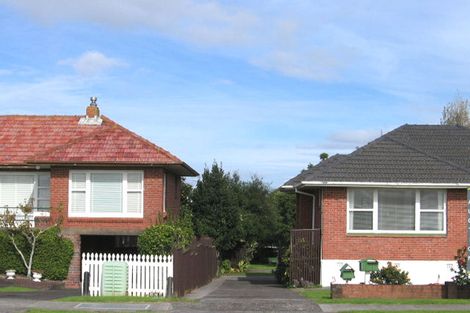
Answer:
[
  {"xmin": 347, "ymin": 230, "xmax": 446, "ymax": 236},
  {"xmin": 68, "ymin": 213, "xmax": 143, "ymax": 218}
]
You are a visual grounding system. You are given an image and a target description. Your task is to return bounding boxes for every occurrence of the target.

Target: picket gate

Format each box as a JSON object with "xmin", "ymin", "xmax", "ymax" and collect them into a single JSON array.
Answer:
[{"xmin": 81, "ymin": 253, "xmax": 173, "ymax": 297}]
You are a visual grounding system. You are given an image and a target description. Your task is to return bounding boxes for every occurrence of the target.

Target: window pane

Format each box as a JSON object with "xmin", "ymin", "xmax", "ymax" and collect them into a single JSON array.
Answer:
[
  {"xmin": 350, "ymin": 211, "xmax": 373, "ymax": 230},
  {"xmin": 71, "ymin": 191, "xmax": 85, "ymax": 212},
  {"xmin": 38, "ymin": 174, "xmax": 50, "ymax": 188},
  {"xmin": 71, "ymin": 173, "xmax": 86, "ymax": 190},
  {"xmin": 421, "ymin": 190, "xmax": 443, "ymax": 210},
  {"xmin": 421, "ymin": 212, "xmax": 444, "ymax": 231},
  {"xmin": 127, "ymin": 173, "xmax": 142, "ymax": 190},
  {"xmin": 91, "ymin": 173, "xmax": 122, "ymax": 213},
  {"xmin": 38, "ymin": 188, "xmax": 49, "ymax": 200},
  {"xmin": 0, "ymin": 175, "xmax": 34, "ymax": 207},
  {"xmin": 38, "ymin": 200, "xmax": 50, "ymax": 209},
  {"xmin": 127, "ymin": 192, "xmax": 142, "ymax": 213},
  {"xmin": 353, "ymin": 189, "xmax": 373, "ymax": 209},
  {"xmin": 378, "ymin": 189, "xmax": 415, "ymax": 230}
]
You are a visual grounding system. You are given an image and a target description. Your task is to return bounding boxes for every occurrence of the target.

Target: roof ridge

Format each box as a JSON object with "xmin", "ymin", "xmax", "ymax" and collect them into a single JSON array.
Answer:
[
  {"xmin": 101, "ymin": 115, "xmax": 183, "ymax": 164},
  {"xmin": 384, "ymin": 133, "xmax": 470, "ymax": 174}
]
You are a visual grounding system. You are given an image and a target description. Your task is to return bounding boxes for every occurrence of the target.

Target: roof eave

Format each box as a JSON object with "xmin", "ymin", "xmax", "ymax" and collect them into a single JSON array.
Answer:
[
  {"xmin": 21, "ymin": 161, "xmax": 199, "ymax": 176},
  {"xmin": 299, "ymin": 181, "xmax": 470, "ymax": 188}
]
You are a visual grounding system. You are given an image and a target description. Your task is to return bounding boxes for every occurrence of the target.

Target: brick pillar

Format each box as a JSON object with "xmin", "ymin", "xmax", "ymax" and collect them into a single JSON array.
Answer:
[{"xmin": 64, "ymin": 233, "xmax": 81, "ymax": 289}]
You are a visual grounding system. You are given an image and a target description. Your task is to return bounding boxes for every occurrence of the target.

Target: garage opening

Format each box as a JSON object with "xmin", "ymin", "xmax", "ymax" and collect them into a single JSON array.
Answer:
[{"xmin": 81, "ymin": 235, "xmax": 139, "ymax": 255}]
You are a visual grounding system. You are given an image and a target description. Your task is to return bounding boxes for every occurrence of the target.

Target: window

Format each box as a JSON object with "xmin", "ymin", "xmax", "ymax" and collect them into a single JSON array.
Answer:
[
  {"xmin": 348, "ymin": 188, "xmax": 446, "ymax": 234},
  {"xmin": 0, "ymin": 173, "xmax": 50, "ymax": 209},
  {"xmin": 69, "ymin": 171, "xmax": 143, "ymax": 217}
]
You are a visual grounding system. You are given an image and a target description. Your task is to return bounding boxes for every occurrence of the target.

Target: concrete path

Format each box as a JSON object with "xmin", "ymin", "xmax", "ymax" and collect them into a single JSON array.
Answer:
[
  {"xmin": 172, "ymin": 275, "xmax": 323, "ymax": 312},
  {"xmin": 320, "ymin": 303, "xmax": 470, "ymax": 312}
]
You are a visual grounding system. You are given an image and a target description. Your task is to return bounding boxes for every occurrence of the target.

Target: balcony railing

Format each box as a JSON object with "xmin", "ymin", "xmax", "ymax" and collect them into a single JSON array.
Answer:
[{"xmin": 0, "ymin": 207, "xmax": 50, "ymax": 227}]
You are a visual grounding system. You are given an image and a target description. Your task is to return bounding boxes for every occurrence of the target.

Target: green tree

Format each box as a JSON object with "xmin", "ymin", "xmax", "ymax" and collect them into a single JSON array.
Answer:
[
  {"xmin": 269, "ymin": 191, "xmax": 296, "ymax": 252},
  {"xmin": 441, "ymin": 96, "xmax": 470, "ymax": 127},
  {"xmin": 240, "ymin": 177, "xmax": 275, "ymax": 247},
  {"xmin": 191, "ymin": 162, "xmax": 243, "ymax": 260}
]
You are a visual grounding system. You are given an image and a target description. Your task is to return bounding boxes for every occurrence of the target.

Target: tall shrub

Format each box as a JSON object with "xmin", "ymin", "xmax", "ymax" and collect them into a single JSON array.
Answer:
[
  {"xmin": 0, "ymin": 226, "xmax": 73, "ymax": 280},
  {"xmin": 33, "ymin": 227, "xmax": 74, "ymax": 280},
  {"xmin": 138, "ymin": 215, "xmax": 194, "ymax": 255}
]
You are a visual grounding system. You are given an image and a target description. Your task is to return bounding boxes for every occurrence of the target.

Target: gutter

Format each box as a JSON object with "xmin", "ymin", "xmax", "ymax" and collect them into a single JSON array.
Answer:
[{"xmin": 298, "ymin": 181, "xmax": 470, "ymax": 189}]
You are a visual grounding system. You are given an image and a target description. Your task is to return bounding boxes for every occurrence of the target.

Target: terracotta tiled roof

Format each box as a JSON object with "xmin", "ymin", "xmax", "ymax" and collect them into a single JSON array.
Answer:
[{"xmin": 0, "ymin": 115, "xmax": 197, "ymax": 175}]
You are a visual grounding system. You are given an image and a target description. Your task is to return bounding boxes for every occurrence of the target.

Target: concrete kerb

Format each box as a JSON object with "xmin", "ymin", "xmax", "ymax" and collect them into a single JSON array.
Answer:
[{"xmin": 320, "ymin": 303, "xmax": 470, "ymax": 312}]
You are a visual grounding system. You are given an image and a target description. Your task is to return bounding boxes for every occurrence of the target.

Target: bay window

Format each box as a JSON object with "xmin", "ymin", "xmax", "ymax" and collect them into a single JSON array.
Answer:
[
  {"xmin": 348, "ymin": 188, "xmax": 446, "ymax": 234},
  {"xmin": 69, "ymin": 171, "xmax": 143, "ymax": 217}
]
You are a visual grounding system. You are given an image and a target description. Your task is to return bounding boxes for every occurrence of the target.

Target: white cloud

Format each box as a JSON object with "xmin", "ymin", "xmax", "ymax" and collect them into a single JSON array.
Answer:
[{"xmin": 58, "ymin": 51, "xmax": 125, "ymax": 76}]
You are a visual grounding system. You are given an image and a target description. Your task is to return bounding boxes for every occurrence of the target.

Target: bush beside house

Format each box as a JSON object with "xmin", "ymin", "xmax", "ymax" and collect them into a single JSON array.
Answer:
[{"xmin": 0, "ymin": 226, "xmax": 73, "ymax": 280}]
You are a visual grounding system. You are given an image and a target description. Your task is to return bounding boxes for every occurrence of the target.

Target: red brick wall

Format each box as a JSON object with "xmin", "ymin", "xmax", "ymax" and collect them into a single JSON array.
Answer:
[
  {"xmin": 331, "ymin": 283, "xmax": 445, "ymax": 299},
  {"xmin": 322, "ymin": 187, "xmax": 467, "ymax": 260},
  {"xmin": 50, "ymin": 167, "xmax": 169, "ymax": 233},
  {"xmin": 165, "ymin": 172, "xmax": 181, "ymax": 216}
]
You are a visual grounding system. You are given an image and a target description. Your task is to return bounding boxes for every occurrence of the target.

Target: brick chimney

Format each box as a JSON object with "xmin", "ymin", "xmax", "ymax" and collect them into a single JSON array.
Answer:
[
  {"xmin": 86, "ymin": 96, "xmax": 100, "ymax": 118},
  {"xmin": 79, "ymin": 96, "xmax": 103, "ymax": 125}
]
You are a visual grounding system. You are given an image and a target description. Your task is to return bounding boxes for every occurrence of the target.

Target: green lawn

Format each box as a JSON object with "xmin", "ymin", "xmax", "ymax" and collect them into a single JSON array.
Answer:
[
  {"xmin": 246, "ymin": 263, "xmax": 276, "ymax": 271},
  {"xmin": 0, "ymin": 286, "xmax": 36, "ymax": 292},
  {"xmin": 55, "ymin": 295, "xmax": 191, "ymax": 303},
  {"xmin": 301, "ymin": 288, "xmax": 470, "ymax": 304}
]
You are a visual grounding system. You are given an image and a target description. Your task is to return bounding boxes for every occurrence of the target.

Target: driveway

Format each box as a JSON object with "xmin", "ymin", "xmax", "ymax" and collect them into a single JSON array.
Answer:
[
  {"xmin": 0, "ymin": 275, "xmax": 321, "ymax": 312},
  {"xmin": 172, "ymin": 275, "xmax": 322, "ymax": 312}
]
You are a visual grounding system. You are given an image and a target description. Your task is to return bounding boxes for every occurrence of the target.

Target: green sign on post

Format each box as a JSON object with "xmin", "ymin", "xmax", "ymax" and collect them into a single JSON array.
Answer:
[{"xmin": 102, "ymin": 261, "xmax": 128, "ymax": 296}]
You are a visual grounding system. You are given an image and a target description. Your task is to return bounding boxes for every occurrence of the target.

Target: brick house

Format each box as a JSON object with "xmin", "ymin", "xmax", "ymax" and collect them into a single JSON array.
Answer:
[
  {"xmin": 0, "ymin": 98, "xmax": 198, "ymax": 287},
  {"xmin": 282, "ymin": 125, "xmax": 470, "ymax": 286}
]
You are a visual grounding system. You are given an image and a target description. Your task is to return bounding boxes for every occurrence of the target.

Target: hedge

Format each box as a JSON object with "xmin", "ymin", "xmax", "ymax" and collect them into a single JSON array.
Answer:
[{"xmin": 0, "ymin": 226, "xmax": 74, "ymax": 280}]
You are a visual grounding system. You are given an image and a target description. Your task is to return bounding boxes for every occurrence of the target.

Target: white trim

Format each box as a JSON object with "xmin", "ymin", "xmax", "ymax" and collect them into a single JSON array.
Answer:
[
  {"xmin": 300, "ymin": 181, "xmax": 470, "ymax": 188},
  {"xmin": 346, "ymin": 188, "xmax": 447, "ymax": 235},
  {"xmin": 68, "ymin": 170, "xmax": 144, "ymax": 218}
]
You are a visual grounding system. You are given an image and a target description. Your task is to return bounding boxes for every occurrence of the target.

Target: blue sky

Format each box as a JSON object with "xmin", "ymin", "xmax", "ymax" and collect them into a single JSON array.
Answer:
[{"xmin": 1, "ymin": 1, "xmax": 470, "ymax": 187}]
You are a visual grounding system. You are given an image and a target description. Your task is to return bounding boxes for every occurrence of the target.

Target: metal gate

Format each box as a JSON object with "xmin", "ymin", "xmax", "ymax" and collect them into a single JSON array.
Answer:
[{"xmin": 290, "ymin": 229, "xmax": 321, "ymax": 285}]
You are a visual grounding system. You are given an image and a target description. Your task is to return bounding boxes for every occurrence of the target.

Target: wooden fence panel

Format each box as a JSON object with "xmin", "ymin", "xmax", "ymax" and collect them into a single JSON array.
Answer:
[
  {"xmin": 290, "ymin": 229, "xmax": 321, "ymax": 285},
  {"xmin": 173, "ymin": 237, "xmax": 218, "ymax": 297}
]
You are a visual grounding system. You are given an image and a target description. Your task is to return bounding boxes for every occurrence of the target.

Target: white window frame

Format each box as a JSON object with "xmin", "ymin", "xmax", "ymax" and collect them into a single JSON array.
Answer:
[
  {"xmin": 0, "ymin": 172, "xmax": 50, "ymax": 210},
  {"xmin": 68, "ymin": 170, "xmax": 144, "ymax": 218},
  {"xmin": 347, "ymin": 188, "xmax": 447, "ymax": 235}
]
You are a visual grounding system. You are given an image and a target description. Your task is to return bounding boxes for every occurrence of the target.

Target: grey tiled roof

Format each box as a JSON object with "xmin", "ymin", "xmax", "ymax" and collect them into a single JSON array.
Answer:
[{"xmin": 283, "ymin": 124, "xmax": 470, "ymax": 187}]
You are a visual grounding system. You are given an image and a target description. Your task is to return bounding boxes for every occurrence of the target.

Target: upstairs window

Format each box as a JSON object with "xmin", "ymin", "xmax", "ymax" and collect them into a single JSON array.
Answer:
[
  {"xmin": 0, "ymin": 173, "xmax": 50, "ymax": 209},
  {"xmin": 69, "ymin": 171, "xmax": 143, "ymax": 218},
  {"xmin": 348, "ymin": 188, "xmax": 446, "ymax": 234}
]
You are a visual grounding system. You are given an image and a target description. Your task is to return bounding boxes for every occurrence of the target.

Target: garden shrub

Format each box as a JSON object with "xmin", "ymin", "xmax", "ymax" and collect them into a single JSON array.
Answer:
[
  {"xmin": 370, "ymin": 262, "xmax": 410, "ymax": 285},
  {"xmin": 138, "ymin": 215, "xmax": 194, "ymax": 255},
  {"xmin": 33, "ymin": 227, "xmax": 74, "ymax": 280},
  {"xmin": 220, "ymin": 259, "xmax": 231, "ymax": 274},
  {"xmin": 0, "ymin": 232, "xmax": 28, "ymax": 275},
  {"xmin": 452, "ymin": 246, "xmax": 470, "ymax": 286},
  {"xmin": 275, "ymin": 249, "xmax": 290, "ymax": 286},
  {"xmin": 0, "ymin": 226, "xmax": 73, "ymax": 280}
]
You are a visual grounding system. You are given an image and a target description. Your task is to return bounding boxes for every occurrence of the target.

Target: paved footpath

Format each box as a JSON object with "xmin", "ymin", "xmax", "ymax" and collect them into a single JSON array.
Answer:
[{"xmin": 173, "ymin": 275, "xmax": 323, "ymax": 312}]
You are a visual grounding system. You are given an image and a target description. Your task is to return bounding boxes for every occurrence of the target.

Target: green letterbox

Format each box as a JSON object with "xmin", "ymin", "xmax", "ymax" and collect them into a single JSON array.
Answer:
[
  {"xmin": 339, "ymin": 263, "xmax": 355, "ymax": 282},
  {"xmin": 359, "ymin": 259, "xmax": 379, "ymax": 272}
]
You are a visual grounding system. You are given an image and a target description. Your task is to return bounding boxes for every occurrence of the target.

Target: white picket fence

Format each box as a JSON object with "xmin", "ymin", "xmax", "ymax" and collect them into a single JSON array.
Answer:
[{"xmin": 81, "ymin": 253, "xmax": 173, "ymax": 297}]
